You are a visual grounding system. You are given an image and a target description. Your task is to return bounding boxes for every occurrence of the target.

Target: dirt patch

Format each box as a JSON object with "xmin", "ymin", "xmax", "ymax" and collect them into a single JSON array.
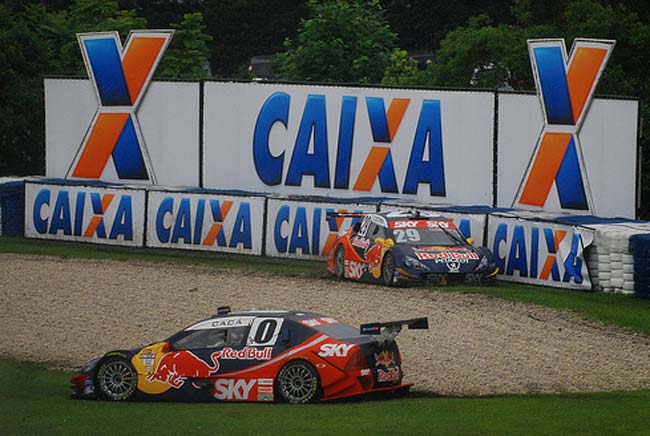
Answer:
[{"xmin": 2, "ymin": 253, "xmax": 649, "ymax": 395}]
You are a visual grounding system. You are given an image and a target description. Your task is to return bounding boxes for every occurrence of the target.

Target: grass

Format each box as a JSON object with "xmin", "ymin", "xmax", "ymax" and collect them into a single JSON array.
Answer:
[
  {"xmin": 2, "ymin": 237, "xmax": 650, "ymax": 434},
  {"xmin": 1, "ymin": 360, "xmax": 649, "ymax": 436},
  {"xmin": 2, "ymin": 235, "xmax": 649, "ymax": 336}
]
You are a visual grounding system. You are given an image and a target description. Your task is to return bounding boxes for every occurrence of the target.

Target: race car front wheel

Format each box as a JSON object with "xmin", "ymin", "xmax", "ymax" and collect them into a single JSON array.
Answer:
[
  {"xmin": 95, "ymin": 357, "xmax": 137, "ymax": 401},
  {"xmin": 381, "ymin": 251, "xmax": 395, "ymax": 286},
  {"xmin": 276, "ymin": 360, "xmax": 320, "ymax": 404},
  {"xmin": 334, "ymin": 245, "xmax": 346, "ymax": 278}
]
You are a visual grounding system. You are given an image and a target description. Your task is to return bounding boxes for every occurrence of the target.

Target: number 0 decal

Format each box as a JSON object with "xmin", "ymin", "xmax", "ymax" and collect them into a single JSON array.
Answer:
[{"xmin": 248, "ymin": 318, "xmax": 285, "ymax": 346}]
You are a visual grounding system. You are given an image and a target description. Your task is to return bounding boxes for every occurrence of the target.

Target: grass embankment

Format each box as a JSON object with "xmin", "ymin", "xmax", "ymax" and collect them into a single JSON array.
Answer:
[
  {"xmin": 1, "ymin": 360, "xmax": 649, "ymax": 436},
  {"xmin": 2, "ymin": 236, "xmax": 649, "ymax": 335}
]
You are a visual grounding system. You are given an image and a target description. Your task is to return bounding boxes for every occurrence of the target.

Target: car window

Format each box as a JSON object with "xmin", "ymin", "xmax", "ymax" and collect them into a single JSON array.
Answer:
[{"xmin": 171, "ymin": 326, "xmax": 248, "ymax": 350}]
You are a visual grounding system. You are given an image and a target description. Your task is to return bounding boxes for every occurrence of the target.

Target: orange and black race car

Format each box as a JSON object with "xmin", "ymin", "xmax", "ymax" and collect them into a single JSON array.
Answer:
[
  {"xmin": 327, "ymin": 210, "xmax": 499, "ymax": 286},
  {"xmin": 71, "ymin": 307, "xmax": 428, "ymax": 403}
]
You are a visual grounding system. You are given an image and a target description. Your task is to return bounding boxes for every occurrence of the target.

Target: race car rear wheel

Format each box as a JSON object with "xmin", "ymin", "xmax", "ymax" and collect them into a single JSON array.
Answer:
[
  {"xmin": 276, "ymin": 360, "xmax": 320, "ymax": 404},
  {"xmin": 334, "ymin": 245, "xmax": 346, "ymax": 278},
  {"xmin": 381, "ymin": 251, "xmax": 395, "ymax": 286},
  {"xmin": 95, "ymin": 357, "xmax": 137, "ymax": 401}
]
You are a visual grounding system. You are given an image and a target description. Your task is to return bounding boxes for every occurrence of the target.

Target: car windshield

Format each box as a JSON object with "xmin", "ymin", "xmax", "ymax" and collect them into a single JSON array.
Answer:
[{"xmin": 389, "ymin": 226, "xmax": 464, "ymax": 246}]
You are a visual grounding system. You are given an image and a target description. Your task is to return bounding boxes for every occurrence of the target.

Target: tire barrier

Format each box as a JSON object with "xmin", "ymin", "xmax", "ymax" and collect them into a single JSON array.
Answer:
[
  {"xmin": 12, "ymin": 177, "xmax": 650, "ymax": 296},
  {"xmin": 630, "ymin": 234, "xmax": 650, "ymax": 298},
  {"xmin": 584, "ymin": 224, "xmax": 650, "ymax": 295}
]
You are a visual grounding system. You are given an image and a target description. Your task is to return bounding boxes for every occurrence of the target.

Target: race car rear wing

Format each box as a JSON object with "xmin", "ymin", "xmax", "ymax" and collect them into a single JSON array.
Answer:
[
  {"xmin": 360, "ymin": 317, "xmax": 429, "ymax": 343},
  {"xmin": 325, "ymin": 211, "xmax": 366, "ymax": 220}
]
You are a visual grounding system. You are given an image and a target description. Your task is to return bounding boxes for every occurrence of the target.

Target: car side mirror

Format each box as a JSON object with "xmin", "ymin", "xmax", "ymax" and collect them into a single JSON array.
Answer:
[
  {"xmin": 352, "ymin": 222, "xmax": 361, "ymax": 232},
  {"xmin": 161, "ymin": 342, "xmax": 171, "ymax": 353},
  {"xmin": 466, "ymin": 237, "xmax": 474, "ymax": 245}
]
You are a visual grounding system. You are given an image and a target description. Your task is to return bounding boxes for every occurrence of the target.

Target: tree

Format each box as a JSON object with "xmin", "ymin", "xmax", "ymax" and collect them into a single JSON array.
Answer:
[
  {"xmin": 204, "ymin": 0, "xmax": 306, "ymax": 78},
  {"xmin": 276, "ymin": 0, "xmax": 397, "ymax": 84},
  {"xmin": 157, "ymin": 12, "xmax": 212, "ymax": 79},
  {"xmin": 431, "ymin": 0, "xmax": 650, "ymax": 218},
  {"xmin": 381, "ymin": 0, "xmax": 514, "ymax": 52},
  {"xmin": 381, "ymin": 48, "xmax": 433, "ymax": 87},
  {"xmin": 0, "ymin": 4, "xmax": 51, "ymax": 175}
]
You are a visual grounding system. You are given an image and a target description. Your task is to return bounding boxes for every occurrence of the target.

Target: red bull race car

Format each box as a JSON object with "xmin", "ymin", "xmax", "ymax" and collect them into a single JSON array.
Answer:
[
  {"xmin": 71, "ymin": 307, "xmax": 428, "ymax": 403},
  {"xmin": 327, "ymin": 210, "xmax": 499, "ymax": 285}
]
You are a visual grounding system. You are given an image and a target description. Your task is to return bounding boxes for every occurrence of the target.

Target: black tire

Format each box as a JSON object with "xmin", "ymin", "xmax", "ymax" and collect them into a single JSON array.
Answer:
[
  {"xmin": 334, "ymin": 245, "xmax": 346, "ymax": 279},
  {"xmin": 381, "ymin": 251, "xmax": 395, "ymax": 286},
  {"xmin": 275, "ymin": 360, "xmax": 320, "ymax": 404},
  {"xmin": 95, "ymin": 357, "xmax": 137, "ymax": 401}
]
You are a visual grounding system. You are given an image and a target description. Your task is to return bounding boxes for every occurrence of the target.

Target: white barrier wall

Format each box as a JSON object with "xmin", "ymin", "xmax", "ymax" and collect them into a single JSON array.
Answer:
[
  {"xmin": 45, "ymin": 79, "xmax": 200, "ymax": 187},
  {"xmin": 487, "ymin": 214, "xmax": 594, "ymax": 289},
  {"xmin": 24, "ymin": 182, "xmax": 145, "ymax": 246},
  {"xmin": 265, "ymin": 198, "xmax": 376, "ymax": 260},
  {"xmin": 146, "ymin": 191, "xmax": 265, "ymax": 255},
  {"xmin": 497, "ymin": 93, "xmax": 638, "ymax": 218},
  {"xmin": 203, "ymin": 82, "xmax": 494, "ymax": 205},
  {"xmin": 44, "ymin": 78, "xmax": 639, "ymax": 218}
]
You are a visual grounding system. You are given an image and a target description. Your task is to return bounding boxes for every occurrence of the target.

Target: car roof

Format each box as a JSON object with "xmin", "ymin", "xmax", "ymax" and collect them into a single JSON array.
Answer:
[{"xmin": 184, "ymin": 310, "xmax": 335, "ymax": 331}]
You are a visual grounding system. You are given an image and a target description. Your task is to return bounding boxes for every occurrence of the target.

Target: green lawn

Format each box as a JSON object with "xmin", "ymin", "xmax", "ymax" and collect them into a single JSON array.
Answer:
[
  {"xmin": 3, "ymin": 237, "xmax": 650, "ymax": 434},
  {"xmin": 1, "ymin": 360, "xmax": 649, "ymax": 436},
  {"xmin": 2, "ymin": 236, "xmax": 649, "ymax": 335}
]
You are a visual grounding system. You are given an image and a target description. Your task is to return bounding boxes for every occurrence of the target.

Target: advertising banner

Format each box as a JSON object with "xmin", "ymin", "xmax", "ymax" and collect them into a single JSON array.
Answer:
[
  {"xmin": 24, "ymin": 182, "xmax": 145, "ymax": 246},
  {"xmin": 497, "ymin": 38, "xmax": 638, "ymax": 218},
  {"xmin": 379, "ymin": 202, "xmax": 487, "ymax": 245},
  {"xmin": 203, "ymin": 82, "xmax": 494, "ymax": 205},
  {"xmin": 487, "ymin": 214, "xmax": 594, "ymax": 289},
  {"xmin": 45, "ymin": 78, "xmax": 200, "ymax": 187},
  {"xmin": 146, "ymin": 191, "xmax": 265, "ymax": 255},
  {"xmin": 265, "ymin": 198, "xmax": 376, "ymax": 260}
]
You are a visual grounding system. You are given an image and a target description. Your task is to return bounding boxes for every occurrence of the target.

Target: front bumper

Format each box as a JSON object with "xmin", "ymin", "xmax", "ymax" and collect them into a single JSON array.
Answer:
[
  {"xmin": 395, "ymin": 266, "xmax": 499, "ymax": 285},
  {"xmin": 70, "ymin": 374, "xmax": 96, "ymax": 399}
]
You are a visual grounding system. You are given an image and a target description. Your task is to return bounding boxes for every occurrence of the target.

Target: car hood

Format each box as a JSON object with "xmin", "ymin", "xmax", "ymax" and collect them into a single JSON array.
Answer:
[{"xmin": 401, "ymin": 245, "xmax": 482, "ymax": 272}]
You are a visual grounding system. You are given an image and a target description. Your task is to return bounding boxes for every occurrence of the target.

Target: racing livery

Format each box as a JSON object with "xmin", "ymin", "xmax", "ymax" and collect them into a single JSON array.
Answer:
[
  {"xmin": 327, "ymin": 210, "xmax": 498, "ymax": 285},
  {"xmin": 71, "ymin": 308, "xmax": 427, "ymax": 403}
]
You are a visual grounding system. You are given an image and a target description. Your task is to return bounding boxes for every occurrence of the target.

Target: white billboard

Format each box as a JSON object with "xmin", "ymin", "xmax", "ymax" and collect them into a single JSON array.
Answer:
[
  {"xmin": 24, "ymin": 182, "xmax": 145, "ymax": 246},
  {"xmin": 265, "ymin": 198, "xmax": 376, "ymax": 260},
  {"xmin": 497, "ymin": 94, "xmax": 638, "ymax": 218},
  {"xmin": 45, "ymin": 78, "xmax": 200, "ymax": 187},
  {"xmin": 203, "ymin": 82, "xmax": 494, "ymax": 205},
  {"xmin": 487, "ymin": 213, "xmax": 594, "ymax": 289},
  {"xmin": 146, "ymin": 190, "xmax": 265, "ymax": 255}
]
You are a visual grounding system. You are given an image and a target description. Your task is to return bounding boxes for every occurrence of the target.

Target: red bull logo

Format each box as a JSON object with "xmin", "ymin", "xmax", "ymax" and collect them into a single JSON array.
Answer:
[
  {"xmin": 147, "ymin": 351, "xmax": 220, "ymax": 388},
  {"xmin": 374, "ymin": 350, "xmax": 395, "ymax": 368}
]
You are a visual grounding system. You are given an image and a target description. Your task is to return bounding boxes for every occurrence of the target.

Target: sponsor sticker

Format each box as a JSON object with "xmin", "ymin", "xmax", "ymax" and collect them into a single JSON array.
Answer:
[
  {"xmin": 377, "ymin": 367, "xmax": 401, "ymax": 383},
  {"xmin": 318, "ymin": 343, "xmax": 354, "ymax": 358}
]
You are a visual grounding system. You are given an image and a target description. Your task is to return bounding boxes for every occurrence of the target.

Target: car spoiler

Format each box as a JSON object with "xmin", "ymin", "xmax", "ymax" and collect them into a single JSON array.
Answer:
[
  {"xmin": 325, "ymin": 211, "xmax": 365, "ymax": 220},
  {"xmin": 359, "ymin": 317, "xmax": 428, "ymax": 343}
]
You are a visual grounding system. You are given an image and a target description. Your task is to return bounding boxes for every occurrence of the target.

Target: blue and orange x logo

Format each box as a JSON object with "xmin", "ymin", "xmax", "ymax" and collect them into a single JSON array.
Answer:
[
  {"xmin": 353, "ymin": 97, "xmax": 410, "ymax": 192},
  {"xmin": 514, "ymin": 38, "xmax": 614, "ymax": 211},
  {"xmin": 67, "ymin": 30, "xmax": 173, "ymax": 182}
]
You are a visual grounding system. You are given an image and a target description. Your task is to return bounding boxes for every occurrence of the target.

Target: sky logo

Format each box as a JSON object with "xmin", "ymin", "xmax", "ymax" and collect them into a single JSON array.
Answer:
[
  {"xmin": 67, "ymin": 30, "xmax": 173, "ymax": 182},
  {"xmin": 514, "ymin": 38, "xmax": 614, "ymax": 212}
]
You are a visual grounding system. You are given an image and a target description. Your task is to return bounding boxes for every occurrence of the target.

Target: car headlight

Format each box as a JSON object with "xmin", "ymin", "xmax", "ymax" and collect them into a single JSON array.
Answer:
[
  {"xmin": 476, "ymin": 256, "xmax": 489, "ymax": 270},
  {"xmin": 404, "ymin": 256, "xmax": 429, "ymax": 271}
]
